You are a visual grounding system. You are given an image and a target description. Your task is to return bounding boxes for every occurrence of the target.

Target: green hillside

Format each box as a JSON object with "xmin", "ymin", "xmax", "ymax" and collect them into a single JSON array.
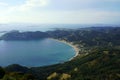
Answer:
[
  {"xmin": 0, "ymin": 47, "xmax": 120, "ymax": 80},
  {"xmin": 0, "ymin": 27, "xmax": 120, "ymax": 80}
]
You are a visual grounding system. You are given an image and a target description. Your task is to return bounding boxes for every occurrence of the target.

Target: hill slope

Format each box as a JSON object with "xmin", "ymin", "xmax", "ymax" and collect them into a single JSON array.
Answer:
[{"xmin": 0, "ymin": 27, "xmax": 120, "ymax": 80}]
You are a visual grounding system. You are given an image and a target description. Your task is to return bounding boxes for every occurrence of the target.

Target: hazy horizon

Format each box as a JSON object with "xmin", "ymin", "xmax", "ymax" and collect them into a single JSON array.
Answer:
[
  {"xmin": 0, "ymin": 24, "xmax": 120, "ymax": 32},
  {"xmin": 0, "ymin": 0, "xmax": 120, "ymax": 32}
]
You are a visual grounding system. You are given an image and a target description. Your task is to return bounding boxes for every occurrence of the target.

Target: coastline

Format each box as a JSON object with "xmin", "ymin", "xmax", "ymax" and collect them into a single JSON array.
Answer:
[{"xmin": 50, "ymin": 38, "xmax": 79, "ymax": 61}]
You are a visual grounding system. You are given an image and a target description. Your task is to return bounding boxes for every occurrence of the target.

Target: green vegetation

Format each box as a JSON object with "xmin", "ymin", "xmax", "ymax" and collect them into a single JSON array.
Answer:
[
  {"xmin": 1, "ymin": 47, "xmax": 120, "ymax": 80},
  {"xmin": 47, "ymin": 27, "xmax": 120, "ymax": 47},
  {"xmin": 0, "ymin": 30, "xmax": 49, "ymax": 40},
  {"xmin": 1, "ymin": 72, "xmax": 35, "ymax": 80},
  {"xmin": 0, "ymin": 67, "xmax": 5, "ymax": 79},
  {"xmin": 0, "ymin": 27, "xmax": 120, "ymax": 80}
]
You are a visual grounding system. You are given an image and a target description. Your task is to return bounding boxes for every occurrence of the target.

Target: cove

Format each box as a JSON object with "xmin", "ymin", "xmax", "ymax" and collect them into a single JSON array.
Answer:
[{"xmin": 0, "ymin": 38, "xmax": 75, "ymax": 67}]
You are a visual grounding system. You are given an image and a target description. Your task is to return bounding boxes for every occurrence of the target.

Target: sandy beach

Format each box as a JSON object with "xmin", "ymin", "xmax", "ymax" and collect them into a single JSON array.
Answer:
[{"xmin": 50, "ymin": 38, "xmax": 79, "ymax": 61}]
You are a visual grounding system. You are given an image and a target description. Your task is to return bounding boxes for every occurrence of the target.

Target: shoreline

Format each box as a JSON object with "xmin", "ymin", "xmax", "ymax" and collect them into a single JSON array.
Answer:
[{"xmin": 50, "ymin": 38, "xmax": 79, "ymax": 61}]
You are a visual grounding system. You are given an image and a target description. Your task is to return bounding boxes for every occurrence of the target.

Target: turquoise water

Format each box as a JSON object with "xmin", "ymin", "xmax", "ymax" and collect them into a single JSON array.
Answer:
[{"xmin": 0, "ymin": 38, "xmax": 75, "ymax": 67}]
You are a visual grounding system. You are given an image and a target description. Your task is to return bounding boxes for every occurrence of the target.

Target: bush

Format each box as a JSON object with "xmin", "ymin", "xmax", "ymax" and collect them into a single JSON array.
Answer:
[{"xmin": 0, "ymin": 67, "xmax": 5, "ymax": 79}]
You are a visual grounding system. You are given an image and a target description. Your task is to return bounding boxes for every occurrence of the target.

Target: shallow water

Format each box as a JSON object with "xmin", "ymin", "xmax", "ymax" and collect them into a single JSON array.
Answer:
[{"xmin": 0, "ymin": 38, "xmax": 75, "ymax": 67}]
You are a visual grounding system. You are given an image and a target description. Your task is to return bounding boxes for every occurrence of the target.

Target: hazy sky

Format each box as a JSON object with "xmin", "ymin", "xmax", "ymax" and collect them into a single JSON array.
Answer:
[{"xmin": 0, "ymin": 0, "xmax": 120, "ymax": 24}]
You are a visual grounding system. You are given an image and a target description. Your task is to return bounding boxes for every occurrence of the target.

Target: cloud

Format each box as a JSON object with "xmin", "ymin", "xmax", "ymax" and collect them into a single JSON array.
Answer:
[
  {"xmin": 3, "ymin": 0, "xmax": 120, "ymax": 12},
  {"xmin": 19, "ymin": 0, "xmax": 49, "ymax": 11},
  {"xmin": 0, "ymin": 0, "xmax": 120, "ymax": 24},
  {"xmin": 7, "ymin": 0, "xmax": 49, "ymax": 12},
  {"xmin": 0, "ymin": 2, "xmax": 8, "ymax": 6},
  {"xmin": 47, "ymin": 10, "xmax": 120, "ymax": 24},
  {"xmin": 2, "ymin": 10, "xmax": 119, "ymax": 24}
]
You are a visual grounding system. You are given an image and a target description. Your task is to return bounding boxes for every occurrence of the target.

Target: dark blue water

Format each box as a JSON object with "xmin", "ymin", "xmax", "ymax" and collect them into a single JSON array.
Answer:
[{"xmin": 0, "ymin": 38, "xmax": 75, "ymax": 67}]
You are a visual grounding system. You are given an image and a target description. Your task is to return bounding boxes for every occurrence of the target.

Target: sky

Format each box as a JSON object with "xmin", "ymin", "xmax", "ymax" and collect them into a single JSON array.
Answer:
[{"xmin": 0, "ymin": 0, "xmax": 120, "ymax": 24}]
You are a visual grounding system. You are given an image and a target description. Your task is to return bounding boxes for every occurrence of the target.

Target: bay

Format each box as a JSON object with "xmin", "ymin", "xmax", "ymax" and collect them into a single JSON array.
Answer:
[{"xmin": 0, "ymin": 38, "xmax": 75, "ymax": 67}]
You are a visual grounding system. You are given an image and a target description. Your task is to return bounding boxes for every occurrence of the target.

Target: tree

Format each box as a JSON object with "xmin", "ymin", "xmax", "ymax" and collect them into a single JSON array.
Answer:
[{"xmin": 0, "ymin": 66, "xmax": 5, "ymax": 79}]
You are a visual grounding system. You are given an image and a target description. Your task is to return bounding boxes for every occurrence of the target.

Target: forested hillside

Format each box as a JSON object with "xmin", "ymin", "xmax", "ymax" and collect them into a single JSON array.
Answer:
[{"xmin": 0, "ymin": 27, "xmax": 120, "ymax": 80}]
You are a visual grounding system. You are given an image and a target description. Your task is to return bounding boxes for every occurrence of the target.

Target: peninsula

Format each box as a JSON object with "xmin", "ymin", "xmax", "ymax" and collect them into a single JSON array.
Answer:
[{"xmin": 0, "ymin": 27, "xmax": 120, "ymax": 80}]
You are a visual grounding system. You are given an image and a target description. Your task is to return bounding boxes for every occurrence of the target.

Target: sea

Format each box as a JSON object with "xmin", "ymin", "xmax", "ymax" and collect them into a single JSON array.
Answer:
[
  {"xmin": 0, "ymin": 38, "xmax": 75, "ymax": 67},
  {"xmin": 0, "ymin": 24, "xmax": 118, "ymax": 67}
]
